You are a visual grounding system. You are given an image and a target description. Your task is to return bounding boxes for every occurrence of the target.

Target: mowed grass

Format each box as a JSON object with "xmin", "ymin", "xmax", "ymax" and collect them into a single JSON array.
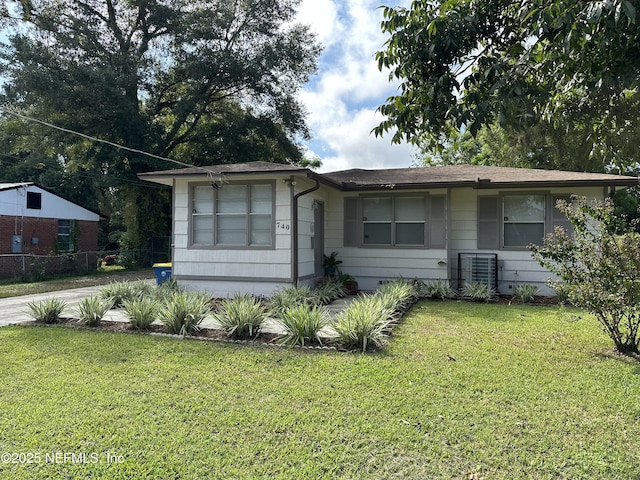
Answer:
[{"xmin": 1, "ymin": 302, "xmax": 640, "ymax": 479}]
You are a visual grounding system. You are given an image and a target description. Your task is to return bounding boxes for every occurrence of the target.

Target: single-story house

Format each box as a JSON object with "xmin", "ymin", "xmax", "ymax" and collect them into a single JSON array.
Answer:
[
  {"xmin": 139, "ymin": 161, "xmax": 638, "ymax": 297},
  {"xmin": 0, "ymin": 182, "xmax": 101, "ymax": 278}
]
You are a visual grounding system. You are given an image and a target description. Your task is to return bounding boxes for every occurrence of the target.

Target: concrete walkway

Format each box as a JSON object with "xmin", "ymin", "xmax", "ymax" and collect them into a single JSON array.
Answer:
[{"xmin": 0, "ymin": 285, "xmax": 357, "ymax": 334}]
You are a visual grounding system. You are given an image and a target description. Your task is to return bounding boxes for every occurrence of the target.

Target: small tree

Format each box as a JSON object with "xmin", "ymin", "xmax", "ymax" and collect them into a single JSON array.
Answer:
[{"xmin": 531, "ymin": 197, "xmax": 640, "ymax": 355}]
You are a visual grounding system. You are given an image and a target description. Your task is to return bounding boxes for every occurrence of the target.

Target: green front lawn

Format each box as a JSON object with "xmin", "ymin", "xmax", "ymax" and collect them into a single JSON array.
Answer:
[{"xmin": 1, "ymin": 302, "xmax": 639, "ymax": 479}]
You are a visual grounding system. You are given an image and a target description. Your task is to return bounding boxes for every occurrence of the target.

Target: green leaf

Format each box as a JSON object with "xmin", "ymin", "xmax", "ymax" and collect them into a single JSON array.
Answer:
[{"xmin": 622, "ymin": 1, "xmax": 636, "ymax": 20}]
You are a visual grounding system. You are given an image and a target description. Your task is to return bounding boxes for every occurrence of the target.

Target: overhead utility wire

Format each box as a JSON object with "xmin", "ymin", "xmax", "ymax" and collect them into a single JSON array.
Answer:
[{"xmin": 0, "ymin": 106, "xmax": 227, "ymax": 184}]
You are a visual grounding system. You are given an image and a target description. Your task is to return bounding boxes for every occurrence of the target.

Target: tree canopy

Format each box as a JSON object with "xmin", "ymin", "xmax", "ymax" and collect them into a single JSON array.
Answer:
[
  {"xmin": 0, "ymin": 0, "xmax": 320, "ymax": 251},
  {"xmin": 375, "ymin": 0, "xmax": 640, "ymax": 168}
]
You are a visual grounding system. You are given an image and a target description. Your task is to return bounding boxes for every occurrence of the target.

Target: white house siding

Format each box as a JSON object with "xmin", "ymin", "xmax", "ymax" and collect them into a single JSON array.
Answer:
[
  {"xmin": 294, "ymin": 181, "xmax": 331, "ymax": 283},
  {"xmin": 448, "ymin": 186, "xmax": 606, "ymax": 295},
  {"xmin": 324, "ymin": 190, "xmax": 449, "ymax": 292},
  {"xmin": 0, "ymin": 185, "xmax": 99, "ymax": 221},
  {"xmin": 171, "ymin": 174, "xmax": 295, "ymax": 297}
]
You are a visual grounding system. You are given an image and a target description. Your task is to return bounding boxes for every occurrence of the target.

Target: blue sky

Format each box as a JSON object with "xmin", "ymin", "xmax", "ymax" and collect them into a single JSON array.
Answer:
[{"xmin": 295, "ymin": 0, "xmax": 417, "ymax": 172}]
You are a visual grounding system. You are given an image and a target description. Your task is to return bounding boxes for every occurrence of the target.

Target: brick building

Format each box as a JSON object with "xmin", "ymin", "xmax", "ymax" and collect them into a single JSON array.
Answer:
[{"xmin": 0, "ymin": 183, "xmax": 101, "ymax": 278}]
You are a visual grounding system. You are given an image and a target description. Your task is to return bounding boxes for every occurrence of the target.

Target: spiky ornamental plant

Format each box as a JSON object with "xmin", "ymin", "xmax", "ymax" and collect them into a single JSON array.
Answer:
[
  {"xmin": 532, "ymin": 197, "xmax": 640, "ymax": 355},
  {"xmin": 462, "ymin": 282, "xmax": 496, "ymax": 303},
  {"xmin": 214, "ymin": 294, "xmax": 269, "ymax": 340},
  {"xmin": 75, "ymin": 296, "xmax": 114, "ymax": 327},
  {"xmin": 122, "ymin": 297, "xmax": 159, "ymax": 330},
  {"xmin": 159, "ymin": 291, "xmax": 211, "ymax": 336},
  {"xmin": 276, "ymin": 304, "xmax": 330, "ymax": 347},
  {"xmin": 332, "ymin": 295, "xmax": 395, "ymax": 352},
  {"xmin": 513, "ymin": 284, "xmax": 538, "ymax": 304},
  {"xmin": 27, "ymin": 297, "xmax": 66, "ymax": 324}
]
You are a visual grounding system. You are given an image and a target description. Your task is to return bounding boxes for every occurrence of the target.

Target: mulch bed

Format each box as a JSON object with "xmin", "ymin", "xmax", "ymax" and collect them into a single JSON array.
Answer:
[{"xmin": 47, "ymin": 317, "xmax": 331, "ymax": 350}]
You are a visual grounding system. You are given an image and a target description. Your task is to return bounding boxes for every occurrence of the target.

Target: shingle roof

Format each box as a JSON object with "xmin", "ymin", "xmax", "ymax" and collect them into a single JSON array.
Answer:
[
  {"xmin": 320, "ymin": 165, "xmax": 639, "ymax": 190},
  {"xmin": 138, "ymin": 161, "xmax": 308, "ymax": 179},
  {"xmin": 138, "ymin": 162, "xmax": 638, "ymax": 190}
]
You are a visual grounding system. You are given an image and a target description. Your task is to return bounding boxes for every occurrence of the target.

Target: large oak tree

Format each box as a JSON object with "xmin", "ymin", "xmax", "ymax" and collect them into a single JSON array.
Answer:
[{"xmin": 0, "ymin": 0, "xmax": 320, "ymax": 252}]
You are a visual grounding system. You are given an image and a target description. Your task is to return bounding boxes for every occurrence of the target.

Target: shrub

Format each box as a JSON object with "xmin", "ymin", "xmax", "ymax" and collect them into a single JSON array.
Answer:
[
  {"xmin": 462, "ymin": 282, "xmax": 496, "ymax": 302},
  {"xmin": 76, "ymin": 296, "xmax": 114, "ymax": 327},
  {"xmin": 514, "ymin": 284, "xmax": 538, "ymax": 304},
  {"xmin": 532, "ymin": 197, "xmax": 640, "ymax": 355},
  {"xmin": 214, "ymin": 294, "xmax": 269, "ymax": 339},
  {"xmin": 122, "ymin": 297, "xmax": 159, "ymax": 330},
  {"xmin": 276, "ymin": 304, "xmax": 330, "ymax": 346},
  {"xmin": 549, "ymin": 281, "xmax": 571, "ymax": 305},
  {"xmin": 27, "ymin": 298, "xmax": 66, "ymax": 324},
  {"xmin": 332, "ymin": 295, "xmax": 394, "ymax": 352},
  {"xmin": 314, "ymin": 280, "xmax": 347, "ymax": 304},
  {"xmin": 422, "ymin": 280, "xmax": 457, "ymax": 301},
  {"xmin": 100, "ymin": 281, "xmax": 138, "ymax": 308},
  {"xmin": 268, "ymin": 286, "xmax": 320, "ymax": 313},
  {"xmin": 159, "ymin": 291, "xmax": 211, "ymax": 335},
  {"xmin": 101, "ymin": 280, "xmax": 156, "ymax": 307},
  {"xmin": 375, "ymin": 279, "xmax": 417, "ymax": 311}
]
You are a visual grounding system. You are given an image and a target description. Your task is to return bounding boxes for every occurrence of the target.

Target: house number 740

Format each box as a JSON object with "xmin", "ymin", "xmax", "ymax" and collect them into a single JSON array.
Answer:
[{"xmin": 276, "ymin": 222, "xmax": 291, "ymax": 231}]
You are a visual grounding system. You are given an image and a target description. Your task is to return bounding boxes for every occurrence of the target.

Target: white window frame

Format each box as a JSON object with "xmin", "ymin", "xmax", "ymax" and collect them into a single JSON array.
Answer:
[
  {"xmin": 57, "ymin": 219, "xmax": 74, "ymax": 252},
  {"xmin": 501, "ymin": 194, "xmax": 546, "ymax": 248},
  {"xmin": 190, "ymin": 181, "xmax": 275, "ymax": 249},
  {"xmin": 361, "ymin": 195, "xmax": 427, "ymax": 247}
]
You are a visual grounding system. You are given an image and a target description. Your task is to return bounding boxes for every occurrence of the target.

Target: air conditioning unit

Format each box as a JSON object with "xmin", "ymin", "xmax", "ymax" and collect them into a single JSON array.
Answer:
[{"xmin": 458, "ymin": 253, "xmax": 498, "ymax": 290}]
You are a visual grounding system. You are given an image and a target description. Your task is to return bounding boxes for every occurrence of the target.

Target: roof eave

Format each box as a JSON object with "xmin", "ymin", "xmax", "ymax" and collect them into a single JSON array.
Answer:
[{"xmin": 328, "ymin": 179, "xmax": 639, "ymax": 191}]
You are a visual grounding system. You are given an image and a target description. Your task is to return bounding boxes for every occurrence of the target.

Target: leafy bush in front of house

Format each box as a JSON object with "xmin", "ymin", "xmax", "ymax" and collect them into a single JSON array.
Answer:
[
  {"xmin": 421, "ymin": 280, "xmax": 457, "ymax": 301},
  {"xmin": 27, "ymin": 297, "xmax": 67, "ymax": 324},
  {"xmin": 159, "ymin": 291, "xmax": 212, "ymax": 335},
  {"xmin": 332, "ymin": 295, "xmax": 395, "ymax": 352},
  {"xmin": 76, "ymin": 296, "xmax": 114, "ymax": 327},
  {"xmin": 214, "ymin": 294, "xmax": 269, "ymax": 340},
  {"xmin": 462, "ymin": 282, "xmax": 496, "ymax": 303},
  {"xmin": 532, "ymin": 197, "xmax": 640, "ymax": 355},
  {"xmin": 314, "ymin": 279, "xmax": 347, "ymax": 305},
  {"xmin": 514, "ymin": 284, "xmax": 538, "ymax": 304},
  {"xmin": 122, "ymin": 297, "xmax": 159, "ymax": 330},
  {"xmin": 267, "ymin": 286, "xmax": 320, "ymax": 313},
  {"xmin": 276, "ymin": 304, "xmax": 331, "ymax": 347}
]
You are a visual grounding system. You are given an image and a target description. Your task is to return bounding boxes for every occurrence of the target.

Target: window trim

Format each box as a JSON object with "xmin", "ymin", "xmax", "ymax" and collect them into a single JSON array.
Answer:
[
  {"xmin": 491, "ymin": 191, "xmax": 572, "ymax": 251},
  {"xmin": 57, "ymin": 219, "xmax": 75, "ymax": 252},
  {"xmin": 501, "ymin": 193, "xmax": 547, "ymax": 249},
  {"xmin": 26, "ymin": 191, "xmax": 42, "ymax": 210},
  {"xmin": 346, "ymin": 193, "xmax": 446, "ymax": 249},
  {"xmin": 188, "ymin": 181, "xmax": 276, "ymax": 250}
]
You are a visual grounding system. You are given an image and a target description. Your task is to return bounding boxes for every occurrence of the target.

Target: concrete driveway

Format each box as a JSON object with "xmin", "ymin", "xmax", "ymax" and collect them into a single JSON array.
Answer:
[
  {"xmin": 0, "ymin": 286, "xmax": 110, "ymax": 326},
  {"xmin": 0, "ymin": 285, "xmax": 355, "ymax": 336}
]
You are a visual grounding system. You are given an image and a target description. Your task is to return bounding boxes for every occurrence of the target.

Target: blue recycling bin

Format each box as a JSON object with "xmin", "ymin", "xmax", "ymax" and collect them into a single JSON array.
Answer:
[{"xmin": 152, "ymin": 263, "xmax": 172, "ymax": 285}]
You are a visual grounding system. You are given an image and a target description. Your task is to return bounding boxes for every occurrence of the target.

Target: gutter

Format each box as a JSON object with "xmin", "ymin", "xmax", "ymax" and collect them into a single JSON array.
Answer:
[{"xmin": 291, "ymin": 176, "xmax": 320, "ymax": 286}]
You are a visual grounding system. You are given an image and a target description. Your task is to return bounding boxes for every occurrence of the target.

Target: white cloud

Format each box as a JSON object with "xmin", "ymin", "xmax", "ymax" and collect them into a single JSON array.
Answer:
[{"xmin": 297, "ymin": 0, "xmax": 417, "ymax": 172}]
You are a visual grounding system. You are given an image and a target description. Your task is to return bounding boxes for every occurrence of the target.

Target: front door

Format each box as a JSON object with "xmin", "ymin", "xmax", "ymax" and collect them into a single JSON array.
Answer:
[{"xmin": 313, "ymin": 201, "xmax": 324, "ymax": 277}]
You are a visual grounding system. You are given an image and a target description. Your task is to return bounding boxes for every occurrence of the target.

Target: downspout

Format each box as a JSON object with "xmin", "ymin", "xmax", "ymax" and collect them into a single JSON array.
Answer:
[{"xmin": 292, "ymin": 177, "xmax": 320, "ymax": 286}]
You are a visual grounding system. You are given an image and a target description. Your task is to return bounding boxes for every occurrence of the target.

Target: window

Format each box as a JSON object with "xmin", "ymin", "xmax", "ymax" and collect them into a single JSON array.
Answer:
[
  {"xmin": 191, "ymin": 183, "xmax": 273, "ymax": 247},
  {"xmin": 478, "ymin": 193, "xmax": 573, "ymax": 249},
  {"xmin": 26, "ymin": 192, "xmax": 42, "ymax": 210},
  {"xmin": 502, "ymin": 195, "xmax": 546, "ymax": 247},
  {"xmin": 355, "ymin": 195, "xmax": 439, "ymax": 247},
  {"xmin": 363, "ymin": 197, "xmax": 426, "ymax": 246},
  {"xmin": 57, "ymin": 219, "xmax": 74, "ymax": 252}
]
